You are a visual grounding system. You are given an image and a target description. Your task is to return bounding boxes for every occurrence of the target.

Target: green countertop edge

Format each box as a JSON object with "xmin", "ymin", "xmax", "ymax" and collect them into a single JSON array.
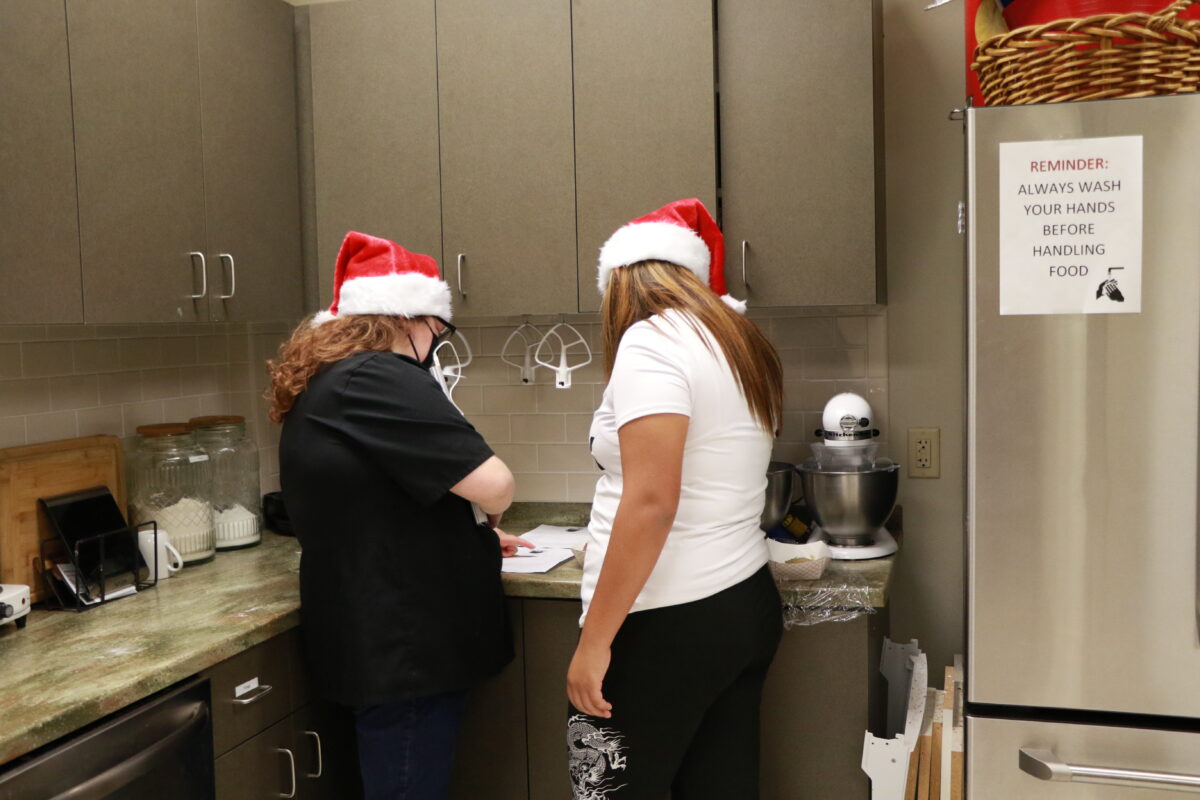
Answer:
[{"xmin": 0, "ymin": 502, "xmax": 894, "ymax": 765}]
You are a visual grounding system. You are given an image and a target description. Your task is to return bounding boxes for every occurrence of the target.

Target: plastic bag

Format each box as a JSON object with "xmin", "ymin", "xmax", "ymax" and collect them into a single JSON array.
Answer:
[{"xmin": 777, "ymin": 570, "xmax": 876, "ymax": 628}]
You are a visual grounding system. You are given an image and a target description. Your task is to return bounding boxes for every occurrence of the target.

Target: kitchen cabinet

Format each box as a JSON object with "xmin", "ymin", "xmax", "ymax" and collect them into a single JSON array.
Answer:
[
  {"xmin": 516, "ymin": 597, "xmax": 888, "ymax": 800},
  {"xmin": 66, "ymin": 0, "xmax": 302, "ymax": 324},
  {"xmin": 67, "ymin": 0, "xmax": 209, "ymax": 324},
  {"xmin": 289, "ymin": 702, "xmax": 363, "ymax": 800},
  {"xmin": 718, "ymin": 0, "xmax": 884, "ymax": 307},
  {"xmin": 436, "ymin": 0, "xmax": 577, "ymax": 317},
  {"xmin": 309, "ymin": 0, "xmax": 443, "ymax": 309},
  {"xmin": 197, "ymin": 0, "xmax": 304, "ymax": 322},
  {"xmin": 206, "ymin": 630, "xmax": 297, "ymax": 756},
  {"xmin": 523, "ymin": 599, "xmax": 580, "ymax": 800},
  {"xmin": 0, "ymin": 0, "xmax": 84, "ymax": 324},
  {"xmin": 309, "ymin": 0, "xmax": 577, "ymax": 317},
  {"xmin": 571, "ymin": 0, "xmax": 718, "ymax": 313},
  {"xmin": 215, "ymin": 715, "xmax": 296, "ymax": 800},
  {"xmin": 209, "ymin": 628, "xmax": 360, "ymax": 800},
  {"xmin": 449, "ymin": 598, "xmax": 529, "ymax": 800},
  {"xmin": 307, "ymin": 0, "xmax": 884, "ymax": 318}
]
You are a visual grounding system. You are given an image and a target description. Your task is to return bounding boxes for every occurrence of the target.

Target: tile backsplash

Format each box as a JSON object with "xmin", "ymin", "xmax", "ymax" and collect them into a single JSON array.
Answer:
[
  {"xmin": 448, "ymin": 307, "xmax": 888, "ymax": 502},
  {"xmin": 0, "ymin": 322, "xmax": 291, "ymax": 494},
  {"xmin": 0, "ymin": 308, "xmax": 886, "ymax": 503}
]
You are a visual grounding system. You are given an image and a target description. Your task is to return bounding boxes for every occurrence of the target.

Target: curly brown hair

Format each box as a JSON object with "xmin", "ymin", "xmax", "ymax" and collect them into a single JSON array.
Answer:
[{"xmin": 265, "ymin": 314, "xmax": 422, "ymax": 422}]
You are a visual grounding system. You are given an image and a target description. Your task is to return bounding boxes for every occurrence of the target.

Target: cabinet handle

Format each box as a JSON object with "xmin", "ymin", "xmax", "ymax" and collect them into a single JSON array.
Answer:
[
  {"xmin": 274, "ymin": 747, "xmax": 297, "ymax": 798},
  {"xmin": 218, "ymin": 253, "xmax": 236, "ymax": 300},
  {"xmin": 741, "ymin": 240, "xmax": 750, "ymax": 291},
  {"xmin": 188, "ymin": 252, "xmax": 207, "ymax": 299},
  {"xmin": 304, "ymin": 730, "xmax": 324, "ymax": 778},
  {"xmin": 1019, "ymin": 747, "xmax": 1200, "ymax": 793},
  {"xmin": 456, "ymin": 253, "xmax": 467, "ymax": 299},
  {"xmin": 231, "ymin": 683, "xmax": 273, "ymax": 705}
]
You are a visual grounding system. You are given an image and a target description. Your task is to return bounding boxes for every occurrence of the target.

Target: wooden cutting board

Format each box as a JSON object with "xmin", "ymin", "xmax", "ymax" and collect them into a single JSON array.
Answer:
[{"xmin": 0, "ymin": 435, "xmax": 125, "ymax": 602}]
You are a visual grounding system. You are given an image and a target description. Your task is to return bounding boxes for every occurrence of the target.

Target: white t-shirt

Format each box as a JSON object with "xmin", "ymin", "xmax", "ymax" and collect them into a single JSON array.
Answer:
[{"xmin": 581, "ymin": 308, "xmax": 772, "ymax": 622}]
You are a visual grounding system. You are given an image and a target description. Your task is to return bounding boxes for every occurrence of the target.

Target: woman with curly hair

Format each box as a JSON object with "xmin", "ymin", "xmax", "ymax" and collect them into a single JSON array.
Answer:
[{"xmin": 268, "ymin": 231, "xmax": 529, "ymax": 800}]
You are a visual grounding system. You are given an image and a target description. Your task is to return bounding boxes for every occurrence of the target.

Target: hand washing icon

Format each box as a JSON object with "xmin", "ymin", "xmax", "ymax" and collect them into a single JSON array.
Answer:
[{"xmin": 1096, "ymin": 278, "xmax": 1125, "ymax": 302}]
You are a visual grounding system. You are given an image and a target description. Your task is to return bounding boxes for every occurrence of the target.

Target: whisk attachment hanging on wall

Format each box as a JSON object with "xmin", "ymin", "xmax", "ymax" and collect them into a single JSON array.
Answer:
[
  {"xmin": 533, "ymin": 323, "xmax": 592, "ymax": 389},
  {"xmin": 500, "ymin": 322, "xmax": 545, "ymax": 384}
]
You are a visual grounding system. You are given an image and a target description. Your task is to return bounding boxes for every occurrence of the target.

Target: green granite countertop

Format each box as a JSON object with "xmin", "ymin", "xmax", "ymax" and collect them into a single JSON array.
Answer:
[
  {"xmin": 0, "ymin": 503, "xmax": 894, "ymax": 766},
  {"xmin": 0, "ymin": 531, "xmax": 302, "ymax": 766}
]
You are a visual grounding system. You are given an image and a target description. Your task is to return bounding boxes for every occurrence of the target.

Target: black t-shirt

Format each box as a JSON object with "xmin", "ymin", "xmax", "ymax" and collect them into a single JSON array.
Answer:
[{"xmin": 279, "ymin": 350, "xmax": 511, "ymax": 707}]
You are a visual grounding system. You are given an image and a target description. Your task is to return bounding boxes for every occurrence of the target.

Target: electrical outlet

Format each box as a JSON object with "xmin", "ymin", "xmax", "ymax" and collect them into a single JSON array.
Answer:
[{"xmin": 908, "ymin": 427, "xmax": 941, "ymax": 479}]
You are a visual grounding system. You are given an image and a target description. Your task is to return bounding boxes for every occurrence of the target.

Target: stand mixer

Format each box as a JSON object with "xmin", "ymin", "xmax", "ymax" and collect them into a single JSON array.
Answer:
[{"xmin": 796, "ymin": 392, "xmax": 899, "ymax": 560}]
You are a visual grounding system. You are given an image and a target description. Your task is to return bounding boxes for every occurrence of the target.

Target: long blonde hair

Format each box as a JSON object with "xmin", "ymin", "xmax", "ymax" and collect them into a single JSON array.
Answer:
[
  {"xmin": 266, "ymin": 314, "xmax": 421, "ymax": 422},
  {"xmin": 601, "ymin": 261, "xmax": 783, "ymax": 433}
]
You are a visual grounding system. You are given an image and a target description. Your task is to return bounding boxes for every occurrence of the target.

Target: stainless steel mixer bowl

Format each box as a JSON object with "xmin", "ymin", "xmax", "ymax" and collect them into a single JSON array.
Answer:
[
  {"xmin": 796, "ymin": 460, "xmax": 899, "ymax": 546},
  {"xmin": 760, "ymin": 461, "xmax": 796, "ymax": 530}
]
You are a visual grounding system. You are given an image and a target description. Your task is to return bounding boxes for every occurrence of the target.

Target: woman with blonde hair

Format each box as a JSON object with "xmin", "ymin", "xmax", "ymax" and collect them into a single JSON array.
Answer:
[
  {"xmin": 268, "ymin": 231, "xmax": 529, "ymax": 800},
  {"xmin": 567, "ymin": 199, "xmax": 784, "ymax": 800}
]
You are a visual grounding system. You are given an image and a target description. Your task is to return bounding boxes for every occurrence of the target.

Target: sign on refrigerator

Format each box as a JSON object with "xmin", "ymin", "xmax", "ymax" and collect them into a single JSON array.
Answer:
[{"xmin": 998, "ymin": 135, "xmax": 1142, "ymax": 316}]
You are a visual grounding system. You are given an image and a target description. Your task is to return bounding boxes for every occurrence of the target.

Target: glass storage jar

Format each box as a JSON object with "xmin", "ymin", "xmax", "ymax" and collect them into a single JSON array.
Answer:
[
  {"xmin": 189, "ymin": 415, "xmax": 261, "ymax": 550},
  {"xmin": 129, "ymin": 424, "xmax": 215, "ymax": 564}
]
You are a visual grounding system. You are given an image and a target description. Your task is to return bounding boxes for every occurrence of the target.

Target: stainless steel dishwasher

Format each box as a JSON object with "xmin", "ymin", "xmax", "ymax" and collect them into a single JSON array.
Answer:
[{"xmin": 0, "ymin": 677, "xmax": 214, "ymax": 800}]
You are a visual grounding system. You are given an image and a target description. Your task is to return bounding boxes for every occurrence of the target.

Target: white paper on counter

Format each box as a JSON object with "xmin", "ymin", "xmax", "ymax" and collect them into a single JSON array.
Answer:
[
  {"xmin": 520, "ymin": 525, "xmax": 589, "ymax": 550},
  {"xmin": 54, "ymin": 562, "xmax": 137, "ymax": 605},
  {"xmin": 501, "ymin": 546, "xmax": 575, "ymax": 574}
]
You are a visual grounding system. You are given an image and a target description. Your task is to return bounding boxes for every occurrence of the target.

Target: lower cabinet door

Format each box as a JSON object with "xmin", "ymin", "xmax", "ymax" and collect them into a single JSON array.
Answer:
[
  {"xmin": 524, "ymin": 599, "xmax": 581, "ymax": 800},
  {"xmin": 290, "ymin": 702, "xmax": 363, "ymax": 800},
  {"xmin": 448, "ymin": 598, "xmax": 528, "ymax": 800},
  {"xmin": 215, "ymin": 716, "xmax": 297, "ymax": 800}
]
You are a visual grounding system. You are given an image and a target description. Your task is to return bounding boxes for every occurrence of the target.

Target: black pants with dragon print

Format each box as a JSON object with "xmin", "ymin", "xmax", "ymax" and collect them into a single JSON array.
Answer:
[{"xmin": 567, "ymin": 566, "xmax": 783, "ymax": 800}]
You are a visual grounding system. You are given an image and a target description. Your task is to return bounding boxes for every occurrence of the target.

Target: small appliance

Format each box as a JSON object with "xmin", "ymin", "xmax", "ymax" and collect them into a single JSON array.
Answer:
[
  {"xmin": 797, "ymin": 393, "xmax": 899, "ymax": 560},
  {"xmin": 0, "ymin": 584, "xmax": 31, "ymax": 629},
  {"xmin": 760, "ymin": 461, "xmax": 798, "ymax": 530}
]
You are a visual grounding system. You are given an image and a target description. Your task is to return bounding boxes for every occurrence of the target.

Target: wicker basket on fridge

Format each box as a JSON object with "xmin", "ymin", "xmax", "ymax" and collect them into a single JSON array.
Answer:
[{"xmin": 971, "ymin": 0, "xmax": 1200, "ymax": 105}]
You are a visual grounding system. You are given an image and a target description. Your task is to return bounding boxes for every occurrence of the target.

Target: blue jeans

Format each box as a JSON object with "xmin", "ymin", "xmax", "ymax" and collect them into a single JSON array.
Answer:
[{"xmin": 354, "ymin": 690, "xmax": 469, "ymax": 800}]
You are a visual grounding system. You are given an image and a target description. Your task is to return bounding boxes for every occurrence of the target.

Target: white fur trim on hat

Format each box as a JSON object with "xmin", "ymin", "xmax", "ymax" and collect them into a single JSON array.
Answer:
[
  {"xmin": 597, "ymin": 221, "xmax": 710, "ymax": 293},
  {"xmin": 720, "ymin": 294, "xmax": 747, "ymax": 315},
  {"xmin": 310, "ymin": 310, "xmax": 337, "ymax": 327},
  {"xmin": 337, "ymin": 272, "xmax": 453, "ymax": 321}
]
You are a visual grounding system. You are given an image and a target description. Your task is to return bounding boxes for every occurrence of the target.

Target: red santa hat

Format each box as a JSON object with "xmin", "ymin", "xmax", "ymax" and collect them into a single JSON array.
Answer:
[
  {"xmin": 312, "ymin": 231, "xmax": 451, "ymax": 325},
  {"xmin": 597, "ymin": 198, "xmax": 745, "ymax": 313}
]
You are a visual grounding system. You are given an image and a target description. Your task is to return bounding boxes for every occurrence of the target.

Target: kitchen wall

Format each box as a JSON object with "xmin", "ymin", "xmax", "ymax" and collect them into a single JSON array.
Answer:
[
  {"xmin": 880, "ymin": 0, "xmax": 968, "ymax": 671},
  {"xmin": 0, "ymin": 309, "xmax": 884, "ymax": 507},
  {"xmin": 0, "ymin": 0, "xmax": 965, "ymax": 671},
  {"xmin": 446, "ymin": 308, "xmax": 888, "ymax": 502},
  {"xmin": 0, "ymin": 322, "xmax": 292, "ymax": 494}
]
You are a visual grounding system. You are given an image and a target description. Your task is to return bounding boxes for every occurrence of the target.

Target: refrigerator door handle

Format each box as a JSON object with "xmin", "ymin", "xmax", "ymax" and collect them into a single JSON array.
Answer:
[{"xmin": 1020, "ymin": 748, "xmax": 1200, "ymax": 793}]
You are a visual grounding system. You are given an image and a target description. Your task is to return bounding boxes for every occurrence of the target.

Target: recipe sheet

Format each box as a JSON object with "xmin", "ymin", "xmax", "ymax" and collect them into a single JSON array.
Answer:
[
  {"xmin": 519, "ymin": 524, "xmax": 589, "ymax": 550},
  {"xmin": 501, "ymin": 547, "xmax": 574, "ymax": 574}
]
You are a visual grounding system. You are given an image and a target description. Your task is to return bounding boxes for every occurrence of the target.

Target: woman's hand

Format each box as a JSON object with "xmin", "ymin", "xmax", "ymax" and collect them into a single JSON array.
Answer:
[
  {"xmin": 567, "ymin": 640, "xmax": 613, "ymax": 719},
  {"xmin": 495, "ymin": 529, "xmax": 534, "ymax": 557}
]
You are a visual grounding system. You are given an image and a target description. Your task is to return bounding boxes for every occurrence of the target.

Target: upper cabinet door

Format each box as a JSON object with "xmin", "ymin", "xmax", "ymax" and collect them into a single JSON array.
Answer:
[
  {"xmin": 309, "ymin": 0, "xmax": 442, "ymax": 311},
  {"xmin": 68, "ymin": 0, "xmax": 209, "ymax": 323},
  {"xmin": 436, "ymin": 0, "xmax": 577, "ymax": 317},
  {"xmin": 198, "ymin": 0, "xmax": 303, "ymax": 322},
  {"xmin": 572, "ymin": 0, "xmax": 718, "ymax": 313},
  {"xmin": 719, "ymin": 0, "xmax": 883, "ymax": 307},
  {"xmin": 0, "ymin": 0, "xmax": 83, "ymax": 324}
]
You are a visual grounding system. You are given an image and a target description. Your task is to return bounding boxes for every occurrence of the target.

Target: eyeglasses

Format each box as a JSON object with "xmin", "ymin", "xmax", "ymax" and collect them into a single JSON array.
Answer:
[{"xmin": 429, "ymin": 318, "xmax": 457, "ymax": 350}]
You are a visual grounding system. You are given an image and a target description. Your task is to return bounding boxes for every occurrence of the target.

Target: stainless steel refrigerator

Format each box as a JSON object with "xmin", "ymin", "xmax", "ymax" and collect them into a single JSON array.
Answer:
[{"xmin": 966, "ymin": 94, "xmax": 1200, "ymax": 797}]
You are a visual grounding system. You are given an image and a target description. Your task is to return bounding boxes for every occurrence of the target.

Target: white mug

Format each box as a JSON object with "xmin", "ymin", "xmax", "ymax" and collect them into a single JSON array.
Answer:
[{"xmin": 138, "ymin": 529, "xmax": 184, "ymax": 580}]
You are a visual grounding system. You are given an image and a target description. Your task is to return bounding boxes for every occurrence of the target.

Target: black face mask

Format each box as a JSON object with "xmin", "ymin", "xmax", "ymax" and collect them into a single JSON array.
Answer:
[
  {"xmin": 407, "ymin": 331, "xmax": 436, "ymax": 370},
  {"xmin": 407, "ymin": 319, "xmax": 452, "ymax": 370}
]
